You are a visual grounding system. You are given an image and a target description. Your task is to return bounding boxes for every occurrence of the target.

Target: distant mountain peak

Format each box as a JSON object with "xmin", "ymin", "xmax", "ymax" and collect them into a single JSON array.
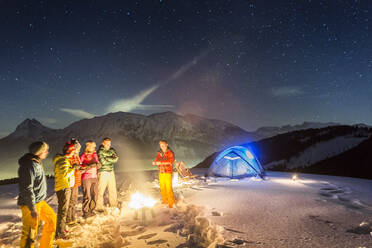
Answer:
[
  {"xmin": 16, "ymin": 118, "xmax": 44, "ymax": 130},
  {"xmin": 11, "ymin": 118, "xmax": 52, "ymax": 139}
]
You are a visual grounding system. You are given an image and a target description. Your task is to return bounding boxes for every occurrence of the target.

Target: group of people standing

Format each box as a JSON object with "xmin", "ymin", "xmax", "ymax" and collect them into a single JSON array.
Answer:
[
  {"xmin": 53, "ymin": 137, "xmax": 119, "ymax": 239},
  {"xmin": 17, "ymin": 138, "xmax": 176, "ymax": 248},
  {"xmin": 17, "ymin": 137, "xmax": 119, "ymax": 247}
]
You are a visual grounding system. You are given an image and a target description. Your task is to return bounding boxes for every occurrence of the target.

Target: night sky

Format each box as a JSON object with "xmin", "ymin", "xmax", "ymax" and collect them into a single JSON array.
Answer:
[{"xmin": 1, "ymin": 0, "xmax": 371, "ymax": 137}]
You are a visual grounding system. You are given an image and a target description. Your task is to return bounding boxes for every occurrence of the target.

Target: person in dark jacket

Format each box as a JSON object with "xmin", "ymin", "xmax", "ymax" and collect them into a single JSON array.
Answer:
[
  {"xmin": 18, "ymin": 141, "xmax": 56, "ymax": 248},
  {"xmin": 96, "ymin": 137, "xmax": 118, "ymax": 211}
]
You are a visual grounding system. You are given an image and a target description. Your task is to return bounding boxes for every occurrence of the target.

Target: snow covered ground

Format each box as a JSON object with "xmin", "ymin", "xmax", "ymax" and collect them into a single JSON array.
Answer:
[{"xmin": 1, "ymin": 170, "xmax": 372, "ymax": 247}]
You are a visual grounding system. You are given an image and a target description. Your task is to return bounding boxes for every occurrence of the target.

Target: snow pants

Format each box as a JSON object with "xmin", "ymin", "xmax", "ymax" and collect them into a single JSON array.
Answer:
[
  {"xmin": 159, "ymin": 172, "xmax": 174, "ymax": 208},
  {"xmin": 97, "ymin": 171, "xmax": 117, "ymax": 209},
  {"xmin": 56, "ymin": 187, "xmax": 71, "ymax": 238},
  {"xmin": 82, "ymin": 178, "xmax": 98, "ymax": 216},
  {"xmin": 66, "ymin": 186, "xmax": 79, "ymax": 223},
  {"xmin": 20, "ymin": 200, "xmax": 56, "ymax": 248}
]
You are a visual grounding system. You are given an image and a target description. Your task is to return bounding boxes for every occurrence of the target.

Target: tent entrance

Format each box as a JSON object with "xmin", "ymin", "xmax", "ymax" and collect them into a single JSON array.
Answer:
[{"xmin": 208, "ymin": 146, "xmax": 264, "ymax": 179}]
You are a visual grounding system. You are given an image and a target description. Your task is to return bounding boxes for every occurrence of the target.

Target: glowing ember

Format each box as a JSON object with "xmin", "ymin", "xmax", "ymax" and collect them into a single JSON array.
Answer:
[
  {"xmin": 292, "ymin": 174, "xmax": 298, "ymax": 181},
  {"xmin": 128, "ymin": 192, "xmax": 157, "ymax": 210}
]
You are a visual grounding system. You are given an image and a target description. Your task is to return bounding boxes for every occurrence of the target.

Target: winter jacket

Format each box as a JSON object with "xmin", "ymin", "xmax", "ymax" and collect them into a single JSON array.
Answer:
[
  {"xmin": 53, "ymin": 154, "xmax": 75, "ymax": 192},
  {"xmin": 80, "ymin": 152, "xmax": 99, "ymax": 180},
  {"xmin": 97, "ymin": 145, "xmax": 118, "ymax": 172},
  {"xmin": 154, "ymin": 149, "xmax": 175, "ymax": 174},
  {"xmin": 18, "ymin": 153, "xmax": 47, "ymax": 212},
  {"xmin": 69, "ymin": 155, "xmax": 81, "ymax": 187}
]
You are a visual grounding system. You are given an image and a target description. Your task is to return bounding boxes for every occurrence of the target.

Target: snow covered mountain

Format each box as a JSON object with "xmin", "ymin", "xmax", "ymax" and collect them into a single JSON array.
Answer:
[
  {"xmin": 300, "ymin": 134, "xmax": 372, "ymax": 178},
  {"xmin": 0, "ymin": 119, "xmax": 58, "ymax": 157},
  {"xmin": 8, "ymin": 118, "xmax": 55, "ymax": 139},
  {"xmin": 0, "ymin": 112, "xmax": 257, "ymax": 179},
  {"xmin": 54, "ymin": 111, "xmax": 258, "ymax": 162},
  {"xmin": 196, "ymin": 125, "xmax": 372, "ymax": 179},
  {"xmin": 256, "ymin": 125, "xmax": 371, "ymax": 169},
  {"xmin": 254, "ymin": 121, "xmax": 340, "ymax": 138},
  {"xmin": 3, "ymin": 113, "xmax": 370, "ymax": 179}
]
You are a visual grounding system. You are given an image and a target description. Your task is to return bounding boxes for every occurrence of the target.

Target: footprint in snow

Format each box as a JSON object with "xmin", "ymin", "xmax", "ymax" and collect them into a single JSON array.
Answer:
[
  {"xmin": 320, "ymin": 184, "xmax": 371, "ymax": 212},
  {"xmin": 211, "ymin": 211, "xmax": 223, "ymax": 216},
  {"xmin": 163, "ymin": 223, "xmax": 183, "ymax": 233},
  {"xmin": 146, "ymin": 239, "xmax": 168, "ymax": 245},
  {"xmin": 220, "ymin": 239, "xmax": 258, "ymax": 247},
  {"xmin": 230, "ymin": 238, "xmax": 251, "ymax": 245},
  {"xmin": 224, "ymin": 227, "xmax": 246, "ymax": 234},
  {"xmin": 121, "ymin": 226, "xmax": 147, "ymax": 237},
  {"xmin": 137, "ymin": 233, "xmax": 157, "ymax": 239},
  {"xmin": 346, "ymin": 222, "xmax": 372, "ymax": 235},
  {"xmin": 320, "ymin": 186, "xmax": 337, "ymax": 191}
]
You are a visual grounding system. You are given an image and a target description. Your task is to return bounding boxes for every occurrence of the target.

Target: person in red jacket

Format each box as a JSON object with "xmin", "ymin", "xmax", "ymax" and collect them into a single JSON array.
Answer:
[
  {"xmin": 66, "ymin": 138, "xmax": 81, "ymax": 226},
  {"xmin": 152, "ymin": 140, "xmax": 175, "ymax": 208},
  {"xmin": 80, "ymin": 141, "xmax": 101, "ymax": 218}
]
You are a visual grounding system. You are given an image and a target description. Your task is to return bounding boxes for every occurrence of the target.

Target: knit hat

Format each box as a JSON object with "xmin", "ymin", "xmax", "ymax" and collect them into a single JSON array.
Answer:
[
  {"xmin": 63, "ymin": 138, "xmax": 82, "ymax": 155},
  {"xmin": 29, "ymin": 141, "xmax": 49, "ymax": 156},
  {"xmin": 63, "ymin": 142, "xmax": 76, "ymax": 155}
]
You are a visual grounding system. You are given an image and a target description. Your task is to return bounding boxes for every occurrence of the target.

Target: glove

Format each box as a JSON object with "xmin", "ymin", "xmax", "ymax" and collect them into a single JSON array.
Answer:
[{"xmin": 31, "ymin": 210, "xmax": 38, "ymax": 219}]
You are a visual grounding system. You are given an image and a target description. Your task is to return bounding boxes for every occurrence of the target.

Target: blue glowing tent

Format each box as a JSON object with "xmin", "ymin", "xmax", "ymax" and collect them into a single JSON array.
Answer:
[{"xmin": 208, "ymin": 146, "xmax": 264, "ymax": 178}]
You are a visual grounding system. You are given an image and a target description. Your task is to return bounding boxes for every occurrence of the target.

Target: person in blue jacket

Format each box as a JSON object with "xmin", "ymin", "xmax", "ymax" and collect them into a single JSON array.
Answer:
[{"xmin": 18, "ymin": 141, "xmax": 57, "ymax": 248}]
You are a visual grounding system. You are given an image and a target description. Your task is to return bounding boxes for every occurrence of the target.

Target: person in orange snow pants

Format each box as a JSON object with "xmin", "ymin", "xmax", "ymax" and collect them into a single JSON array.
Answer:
[
  {"xmin": 18, "ymin": 141, "xmax": 56, "ymax": 248},
  {"xmin": 153, "ymin": 140, "xmax": 175, "ymax": 208}
]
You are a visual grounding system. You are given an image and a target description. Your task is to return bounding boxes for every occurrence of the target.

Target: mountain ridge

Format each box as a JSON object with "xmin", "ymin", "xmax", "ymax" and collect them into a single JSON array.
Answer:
[
  {"xmin": 2, "ymin": 112, "xmax": 371, "ymax": 179},
  {"xmin": 0, "ymin": 111, "xmax": 256, "ymax": 179},
  {"xmin": 253, "ymin": 121, "xmax": 342, "ymax": 138}
]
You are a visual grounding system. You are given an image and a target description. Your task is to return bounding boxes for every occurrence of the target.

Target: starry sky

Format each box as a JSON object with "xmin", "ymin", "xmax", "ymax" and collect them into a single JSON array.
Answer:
[{"xmin": 0, "ymin": 0, "xmax": 371, "ymax": 137}]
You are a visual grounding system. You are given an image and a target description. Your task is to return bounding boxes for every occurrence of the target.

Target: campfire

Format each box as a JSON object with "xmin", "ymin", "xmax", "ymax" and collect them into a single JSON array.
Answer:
[
  {"xmin": 128, "ymin": 192, "xmax": 157, "ymax": 224},
  {"xmin": 128, "ymin": 192, "xmax": 157, "ymax": 210}
]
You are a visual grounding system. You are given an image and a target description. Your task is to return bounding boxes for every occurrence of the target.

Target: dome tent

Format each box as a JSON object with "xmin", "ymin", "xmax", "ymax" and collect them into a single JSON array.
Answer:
[{"xmin": 208, "ymin": 146, "xmax": 264, "ymax": 178}]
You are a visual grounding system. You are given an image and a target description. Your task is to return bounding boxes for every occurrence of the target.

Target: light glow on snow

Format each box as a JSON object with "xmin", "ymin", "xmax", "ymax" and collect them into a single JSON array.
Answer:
[
  {"xmin": 128, "ymin": 192, "xmax": 157, "ymax": 210},
  {"xmin": 292, "ymin": 174, "xmax": 298, "ymax": 181},
  {"xmin": 270, "ymin": 178, "xmax": 306, "ymax": 187},
  {"xmin": 270, "ymin": 176, "xmax": 321, "ymax": 186}
]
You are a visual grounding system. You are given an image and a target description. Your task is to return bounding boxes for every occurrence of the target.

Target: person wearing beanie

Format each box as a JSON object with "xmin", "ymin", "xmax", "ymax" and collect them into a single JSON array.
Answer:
[
  {"xmin": 66, "ymin": 139, "xmax": 82, "ymax": 226},
  {"xmin": 18, "ymin": 141, "xmax": 56, "ymax": 248},
  {"xmin": 53, "ymin": 141, "xmax": 76, "ymax": 239}
]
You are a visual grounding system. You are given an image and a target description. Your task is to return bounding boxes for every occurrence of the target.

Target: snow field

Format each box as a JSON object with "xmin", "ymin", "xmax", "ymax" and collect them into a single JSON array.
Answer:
[
  {"xmin": 0, "ymin": 176, "xmax": 224, "ymax": 248},
  {"xmin": 1, "ymin": 170, "xmax": 372, "ymax": 247}
]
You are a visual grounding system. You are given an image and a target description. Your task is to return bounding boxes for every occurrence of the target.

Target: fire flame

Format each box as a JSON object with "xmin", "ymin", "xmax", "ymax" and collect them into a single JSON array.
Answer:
[
  {"xmin": 128, "ymin": 192, "xmax": 157, "ymax": 210},
  {"xmin": 292, "ymin": 174, "xmax": 298, "ymax": 181}
]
